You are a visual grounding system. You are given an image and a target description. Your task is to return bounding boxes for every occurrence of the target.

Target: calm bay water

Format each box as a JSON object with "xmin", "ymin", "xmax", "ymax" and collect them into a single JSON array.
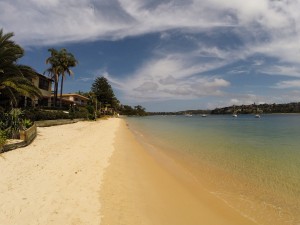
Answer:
[{"xmin": 125, "ymin": 114, "xmax": 300, "ymax": 225}]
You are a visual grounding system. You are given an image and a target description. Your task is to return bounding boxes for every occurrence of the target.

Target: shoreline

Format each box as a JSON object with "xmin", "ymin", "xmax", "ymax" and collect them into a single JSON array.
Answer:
[
  {"xmin": 100, "ymin": 119, "xmax": 257, "ymax": 225},
  {"xmin": 0, "ymin": 118, "xmax": 260, "ymax": 224}
]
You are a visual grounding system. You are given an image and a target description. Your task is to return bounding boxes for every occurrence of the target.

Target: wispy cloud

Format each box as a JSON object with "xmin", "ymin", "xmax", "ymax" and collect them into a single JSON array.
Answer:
[
  {"xmin": 260, "ymin": 65, "xmax": 300, "ymax": 78},
  {"xmin": 3, "ymin": 0, "xmax": 300, "ymax": 70},
  {"xmin": 106, "ymin": 53, "xmax": 231, "ymax": 101},
  {"xmin": 275, "ymin": 80, "xmax": 300, "ymax": 89}
]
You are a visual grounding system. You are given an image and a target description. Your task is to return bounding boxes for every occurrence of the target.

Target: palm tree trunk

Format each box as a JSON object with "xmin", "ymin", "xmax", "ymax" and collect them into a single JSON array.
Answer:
[
  {"xmin": 59, "ymin": 73, "xmax": 64, "ymax": 108},
  {"xmin": 54, "ymin": 79, "xmax": 58, "ymax": 107}
]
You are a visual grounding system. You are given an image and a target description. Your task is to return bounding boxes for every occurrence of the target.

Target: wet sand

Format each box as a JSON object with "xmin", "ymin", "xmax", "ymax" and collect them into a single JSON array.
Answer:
[{"xmin": 100, "ymin": 120, "xmax": 257, "ymax": 225}]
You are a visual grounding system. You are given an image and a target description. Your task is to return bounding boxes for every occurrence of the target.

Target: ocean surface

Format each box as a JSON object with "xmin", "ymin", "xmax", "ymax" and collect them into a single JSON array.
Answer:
[{"xmin": 125, "ymin": 114, "xmax": 300, "ymax": 225}]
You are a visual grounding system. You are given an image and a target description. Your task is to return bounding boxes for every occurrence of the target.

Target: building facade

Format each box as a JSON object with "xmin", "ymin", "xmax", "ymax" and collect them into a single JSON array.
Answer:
[
  {"xmin": 14, "ymin": 73, "xmax": 53, "ymax": 108},
  {"xmin": 32, "ymin": 74, "xmax": 53, "ymax": 107},
  {"xmin": 59, "ymin": 94, "xmax": 89, "ymax": 106}
]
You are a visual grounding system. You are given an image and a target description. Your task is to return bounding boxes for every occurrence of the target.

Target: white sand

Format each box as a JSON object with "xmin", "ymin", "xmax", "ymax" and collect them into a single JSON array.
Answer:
[{"xmin": 0, "ymin": 118, "xmax": 120, "ymax": 225}]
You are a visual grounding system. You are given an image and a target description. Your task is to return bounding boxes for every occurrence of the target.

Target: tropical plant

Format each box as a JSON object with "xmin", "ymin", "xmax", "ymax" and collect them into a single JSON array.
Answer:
[
  {"xmin": 7, "ymin": 108, "xmax": 23, "ymax": 139},
  {"xmin": 0, "ymin": 29, "xmax": 41, "ymax": 106},
  {"xmin": 21, "ymin": 118, "xmax": 32, "ymax": 130},
  {"xmin": 0, "ymin": 129, "xmax": 6, "ymax": 149},
  {"xmin": 45, "ymin": 48, "xmax": 77, "ymax": 107},
  {"xmin": 45, "ymin": 48, "xmax": 61, "ymax": 107},
  {"xmin": 58, "ymin": 49, "xmax": 77, "ymax": 108}
]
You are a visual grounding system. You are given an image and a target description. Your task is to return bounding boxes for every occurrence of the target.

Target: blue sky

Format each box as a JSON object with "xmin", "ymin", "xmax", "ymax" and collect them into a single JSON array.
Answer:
[{"xmin": 1, "ymin": 0, "xmax": 300, "ymax": 111}]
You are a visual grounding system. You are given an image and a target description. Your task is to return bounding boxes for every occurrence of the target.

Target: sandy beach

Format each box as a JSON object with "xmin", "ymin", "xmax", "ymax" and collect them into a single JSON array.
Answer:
[
  {"xmin": 0, "ymin": 119, "xmax": 119, "ymax": 225},
  {"xmin": 1, "ymin": 118, "xmax": 257, "ymax": 225}
]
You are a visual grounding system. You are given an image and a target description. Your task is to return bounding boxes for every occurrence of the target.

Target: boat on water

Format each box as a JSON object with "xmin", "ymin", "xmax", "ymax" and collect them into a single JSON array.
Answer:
[
  {"xmin": 232, "ymin": 105, "xmax": 238, "ymax": 118},
  {"xmin": 185, "ymin": 113, "xmax": 193, "ymax": 117},
  {"xmin": 254, "ymin": 105, "xmax": 262, "ymax": 118},
  {"xmin": 202, "ymin": 114, "xmax": 207, "ymax": 117}
]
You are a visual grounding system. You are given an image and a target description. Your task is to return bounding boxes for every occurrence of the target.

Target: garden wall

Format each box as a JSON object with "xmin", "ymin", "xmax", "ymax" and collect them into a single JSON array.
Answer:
[
  {"xmin": 1, "ymin": 119, "xmax": 85, "ymax": 153},
  {"xmin": 35, "ymin": 118, "xmax": 84, "ymax": 127}
]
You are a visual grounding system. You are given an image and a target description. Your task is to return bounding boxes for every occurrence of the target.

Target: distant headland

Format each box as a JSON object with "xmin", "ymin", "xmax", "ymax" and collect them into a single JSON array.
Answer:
[{"xmin": 148, "ymin": 102, "xmax": 300, "ymax": 115}]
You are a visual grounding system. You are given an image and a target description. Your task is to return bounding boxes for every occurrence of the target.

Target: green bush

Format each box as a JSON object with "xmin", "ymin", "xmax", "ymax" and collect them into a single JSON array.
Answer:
[
  {"xmin": 0, "ymin": 130, "xmax": 7, "ymax": 148},
  {"xmin": 73, "ymin": 107, "xmax": 89, "ymax": 119},
  {"xmin": 24, "ymin": 109, "xmax": 70, "ymax": 121},
  {"xmin": 23, "ymin": 107, "xmax": 92, "ymax": 121},
  {"xmin": 8, "ymin": 108, "xmax": 23, "ymax": 139},
  {"xmin": 21, "ymin": 118, "xmax": 33, "ymax": 130}
]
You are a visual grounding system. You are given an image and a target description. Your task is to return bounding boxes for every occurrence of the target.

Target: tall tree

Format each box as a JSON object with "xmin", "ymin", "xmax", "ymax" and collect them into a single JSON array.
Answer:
[
  {"xmin": 0, "ymin": 29, "xmax": 41, "ymax": 107},
  {"xmin": 58, "ymin": 49, "xmax": 77, "ymax": 107},
  {"xmin": 45, "ymin": 48, "xmax": 61, "ymax": 107},
  {"xmin": 91, "ymin": 76, "xmax": 118, "ymax": 110},
  {"xmin": 45, "ymin": 48, "xmax": 77, "ymax": 107}
]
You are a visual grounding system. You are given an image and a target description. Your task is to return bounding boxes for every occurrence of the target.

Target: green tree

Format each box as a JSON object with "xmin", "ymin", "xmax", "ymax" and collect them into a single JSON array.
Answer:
[
  {"xmin": 0, "ymin": 29, "xmax": 41, "ymax": 107},
  {"xmin": 91, "ymin": 77, "xmax": 118, "ymax": 111},
  {"xmin": 118, "ymin": 104, "xmax": 147, "ymax": 116},
  {"xmin": 134, "ymin": 105, "xmax": 147, "ymax": 116}
]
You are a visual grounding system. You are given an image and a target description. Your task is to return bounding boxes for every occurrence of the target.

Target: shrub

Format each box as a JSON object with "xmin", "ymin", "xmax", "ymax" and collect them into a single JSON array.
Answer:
[
  {"xmin": 23, "ymin": 109, "xmax": 70, "ymax": 121},
  {"xmin": 73, "ymin": 107, "xmax": 89, "ymax": 119},
  {"xmin": 0, "ymin": 130, "xmax": 7, "ymax": 148},
  {"xmin": 21, "ymin": 118, "xmax": 33, "ymax": 130},
  {"xmin": 7, "ymin": 108, "xmax": 23, "ymax": 139},
  {"xmin": 23, "ymin": 107, "xmax": 92, "ymax": 121}
]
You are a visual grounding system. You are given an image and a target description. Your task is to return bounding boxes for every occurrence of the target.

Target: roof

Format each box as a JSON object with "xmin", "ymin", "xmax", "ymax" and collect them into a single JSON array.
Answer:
[
  {"xmin": 36, "ymin": 72, "xmax": 54, "ymax": 82},
  {"xmin": 54, "ymin": 93, "xmax": 89, "ymax": 101}
]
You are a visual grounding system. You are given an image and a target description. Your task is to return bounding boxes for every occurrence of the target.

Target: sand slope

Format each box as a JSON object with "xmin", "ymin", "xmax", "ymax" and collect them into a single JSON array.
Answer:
[{"xmin": 0, "ymin": 119, "xmax": 120, "ymax": 225}]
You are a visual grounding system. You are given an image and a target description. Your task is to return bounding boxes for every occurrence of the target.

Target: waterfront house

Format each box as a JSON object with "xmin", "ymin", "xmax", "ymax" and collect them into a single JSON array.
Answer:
[
  {"xmin": 12, "ymin": 73, "xmax": 53, "ymax": 107},
  {"xmin": 52, "ymin": 93, "xmax": 89, "ymax": 107}
]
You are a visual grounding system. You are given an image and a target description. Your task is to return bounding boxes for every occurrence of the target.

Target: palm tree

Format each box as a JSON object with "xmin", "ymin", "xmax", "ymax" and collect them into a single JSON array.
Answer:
[
  {"xmin": 0, "ymin": 29, "xmax": 41, "ymax": 107},
  {"xmin": 58, "ymin": 49, "xmax": 77, "ymax": 108},
  {"xmin": 45, "ymin": 48, "xmax": 77, "ymax": 107},
  {"xmin": 45, "ymin": 48, "xmax": 61, "ymax": 107}
]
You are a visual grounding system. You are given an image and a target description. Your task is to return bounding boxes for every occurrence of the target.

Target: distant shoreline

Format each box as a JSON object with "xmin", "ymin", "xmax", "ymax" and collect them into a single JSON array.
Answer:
[{"xmin": 147, "ymin": 102, "xmax": 300, "ymax": 115}]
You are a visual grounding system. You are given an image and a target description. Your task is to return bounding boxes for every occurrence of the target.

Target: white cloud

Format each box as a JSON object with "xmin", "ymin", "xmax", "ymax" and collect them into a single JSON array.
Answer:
[
  {"xmin": 3, "ymin": 0, "xmax": 300, "ymax": 106},
  {"xmin": 2, "ymin": 0, "xmax": 299, "ymax": 48},
  {"xmin": 260, "ymin": 65, "xmax": 300, "ymax": 78},
  {"xmin": 275, "ymin": 80, "xmax": 300, "ymax": 89},
  {"xmin": 159, "ymin": 75, "xmax": 177, "ymax": 85},
  {"xmin": 106, "ymin": 54, "xmax": 231, "ymax": 101},
  {"xmin": 77, "ymin": 77, "xmax": 94, "ymax": 82},
  {"xmin": 134, "ymin": 82, "xmax": 159, "ymax": 92},
  {"xmin": 2, "ymin": 0, "xmax": 300, "ymax": 70}
]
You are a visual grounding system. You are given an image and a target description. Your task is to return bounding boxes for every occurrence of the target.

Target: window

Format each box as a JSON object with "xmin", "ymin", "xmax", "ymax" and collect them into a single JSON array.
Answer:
[{"xmin": 38, "ymin": 77, "xmax": 49, "ymax": 91}]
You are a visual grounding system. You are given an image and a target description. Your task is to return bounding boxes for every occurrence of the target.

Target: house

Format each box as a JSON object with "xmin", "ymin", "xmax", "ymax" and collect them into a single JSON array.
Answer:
[
  {"xmin": 32, "ymin": 73, "xmax": 53, "ymax": 107},
  {"xmin": 52, "ymin": 93, "xmax": 89, "ymax": 107},
  {"xmin": 17, "ymin": 73, "xmax": 53, "ymax": 107}
]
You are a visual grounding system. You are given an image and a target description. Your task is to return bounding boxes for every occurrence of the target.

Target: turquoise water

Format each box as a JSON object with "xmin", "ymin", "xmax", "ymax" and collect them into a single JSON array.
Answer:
[{"xmin": 126, "ymin": 114, "xmax": 300, "ymax": 225}]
